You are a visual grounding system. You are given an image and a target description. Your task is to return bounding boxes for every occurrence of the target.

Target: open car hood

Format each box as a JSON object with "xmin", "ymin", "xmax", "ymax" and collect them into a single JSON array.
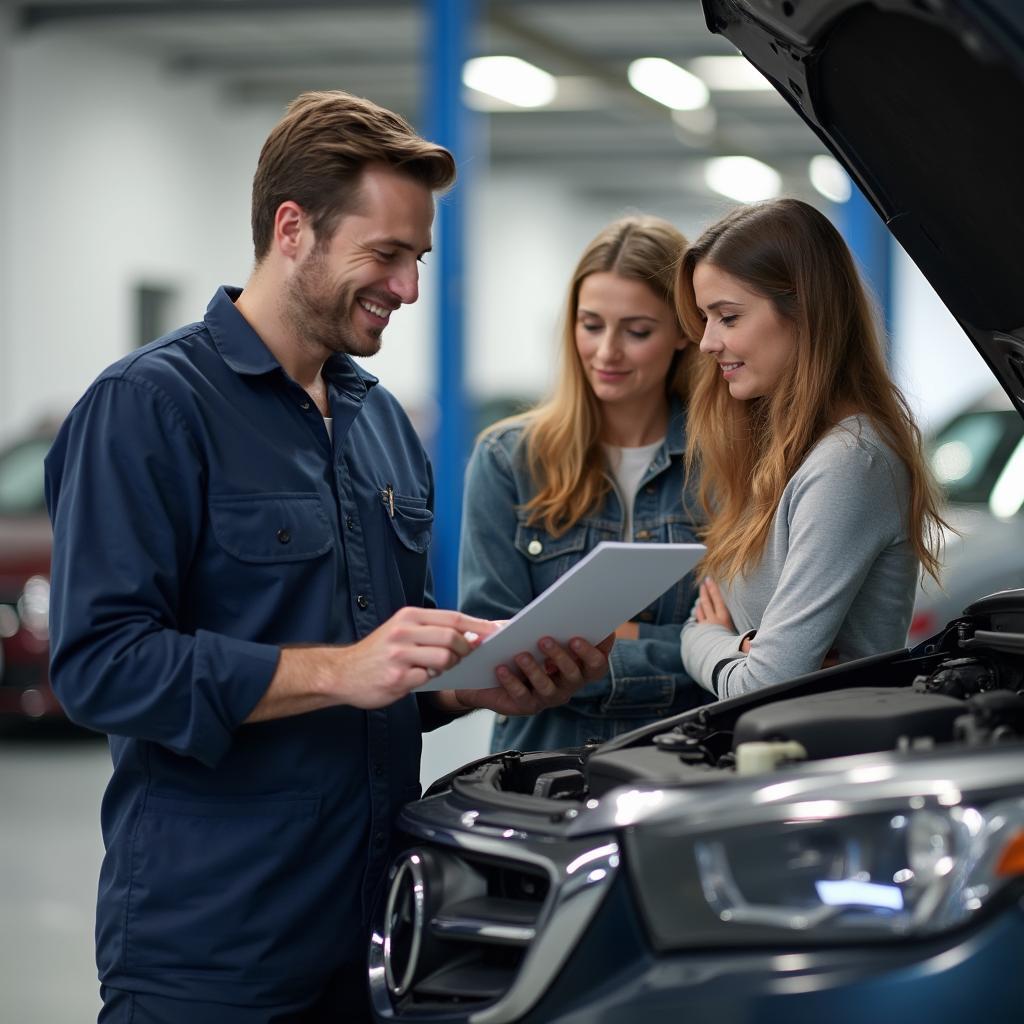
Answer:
[{"xmin": 700, "ymin": 0, "xmax": 1024, "ymax": 420}]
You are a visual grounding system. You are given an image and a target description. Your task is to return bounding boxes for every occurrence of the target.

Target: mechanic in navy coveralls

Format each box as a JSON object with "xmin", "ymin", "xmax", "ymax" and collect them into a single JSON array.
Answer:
[{"xmin": 44, "ymin": 91, "xmax": 611, "ymax": 1024}]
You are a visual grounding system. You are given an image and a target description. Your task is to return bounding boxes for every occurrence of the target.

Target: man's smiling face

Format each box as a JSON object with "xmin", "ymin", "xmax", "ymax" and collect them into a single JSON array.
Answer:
[{"xmin": 285, "ymin": 163, "xmax": 435, "ymax": 358}]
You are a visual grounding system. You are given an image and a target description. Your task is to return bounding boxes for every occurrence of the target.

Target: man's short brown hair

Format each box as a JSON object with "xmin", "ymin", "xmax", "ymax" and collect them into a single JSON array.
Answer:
[{"xmin": 251, "ymin": 90, "xmax": 456, "ymax": 261}]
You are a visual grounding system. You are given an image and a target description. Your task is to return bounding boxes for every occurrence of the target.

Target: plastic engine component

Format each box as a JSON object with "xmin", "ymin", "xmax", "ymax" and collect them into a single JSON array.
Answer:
[{"xmin": 731, "ymin": 687, "xmax": 965, "ymax": 759}]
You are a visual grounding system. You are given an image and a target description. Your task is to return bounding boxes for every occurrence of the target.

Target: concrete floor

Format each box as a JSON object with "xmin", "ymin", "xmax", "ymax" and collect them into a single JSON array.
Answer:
[
  {"xmin": 0, "ymin": 723, "xmax": 108, "ymax": 1023},
  {"xmin": 0, "ymin": 711, "xmax": 493, "ymax": 1023}
]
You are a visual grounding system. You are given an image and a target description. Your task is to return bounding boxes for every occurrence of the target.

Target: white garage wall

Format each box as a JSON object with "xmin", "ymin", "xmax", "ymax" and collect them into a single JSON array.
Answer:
[
  {"xmin": 890, "ymin": 241, "xmax": 995, "ymax": 433},
  {"xmin": 5, "ymin": 32, "xmax": 264, "ymax": 432},
  {"xmin": 0, "ymin": 33, "xmax": 440, "ymax": 433},
  {"xmin": 466, "ymin": 174, "xmax": 603, "ymax": 404},
  {"xmin": 0, "ymin": 7, "xmax": 16, "ymax": 425}
]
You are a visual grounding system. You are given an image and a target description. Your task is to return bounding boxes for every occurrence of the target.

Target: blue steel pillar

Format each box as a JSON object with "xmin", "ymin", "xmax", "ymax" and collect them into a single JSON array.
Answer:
[
  {"xmin": 424, "ymin": 0, "xmax": 474, "ymax": 610},
  {"xmin": 837, "ymin": 184, "xmax": 893, "ymax": 355}
]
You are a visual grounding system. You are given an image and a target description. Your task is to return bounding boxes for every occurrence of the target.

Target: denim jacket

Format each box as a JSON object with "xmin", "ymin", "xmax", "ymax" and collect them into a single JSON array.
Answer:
[{"xmin": 458, "ymin": 400, "xmax": 713, "ymax": 752}]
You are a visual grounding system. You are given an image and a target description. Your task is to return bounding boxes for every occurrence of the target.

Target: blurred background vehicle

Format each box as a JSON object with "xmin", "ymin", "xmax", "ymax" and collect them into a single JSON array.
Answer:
[
  {"xmin": 910, "ymin": 389, "xmax": 1024, "ymax": 643},
  {"xmin": 0, "ymin": 419, "xmax": 60, "ymax": 720}
]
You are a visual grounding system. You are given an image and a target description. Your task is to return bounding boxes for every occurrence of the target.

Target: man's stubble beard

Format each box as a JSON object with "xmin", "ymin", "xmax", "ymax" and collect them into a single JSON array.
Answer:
[{"xmin": 285, "ymin": 246, "xmax": 383, "ymax": 359}]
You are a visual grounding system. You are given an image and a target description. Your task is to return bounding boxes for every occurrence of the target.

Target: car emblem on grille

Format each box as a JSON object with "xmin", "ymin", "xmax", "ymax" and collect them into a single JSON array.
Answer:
[{"xmin": 383, "ymin": 851, "xmax": 427, "ymax": 998}]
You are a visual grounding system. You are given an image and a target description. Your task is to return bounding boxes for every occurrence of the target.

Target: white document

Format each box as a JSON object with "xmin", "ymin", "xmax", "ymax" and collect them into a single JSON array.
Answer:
[{"xmin": 421, "ymin": 541, "xmax": 704, "ymax": 692}]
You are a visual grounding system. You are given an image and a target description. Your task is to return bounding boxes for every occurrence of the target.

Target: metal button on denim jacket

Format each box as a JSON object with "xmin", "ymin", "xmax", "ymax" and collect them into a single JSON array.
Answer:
[{"xmin": 458, "ymin": 401, "xmax": 714, "ymax": 752}]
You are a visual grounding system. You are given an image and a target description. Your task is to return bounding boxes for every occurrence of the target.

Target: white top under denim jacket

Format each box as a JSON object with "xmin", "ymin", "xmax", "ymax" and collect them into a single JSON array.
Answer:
[
  {"xmin": 681, "ymin": 415, "xmax": 918, "ymax": 699},
  {"xmin": 458, "ymin": 400, "xmax": 712, "ymax": 752}
]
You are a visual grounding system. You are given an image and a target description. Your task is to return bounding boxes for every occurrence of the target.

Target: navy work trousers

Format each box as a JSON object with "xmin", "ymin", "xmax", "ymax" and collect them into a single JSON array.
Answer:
[{"xmin": 98, "ymin": 966, "xmax": 372, "ymax": 1024}]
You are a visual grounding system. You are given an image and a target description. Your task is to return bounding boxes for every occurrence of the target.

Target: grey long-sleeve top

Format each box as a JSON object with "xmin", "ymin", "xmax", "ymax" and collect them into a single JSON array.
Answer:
[{"xmin": 681, "ymin": 416, "xmax": 919, "ymax": 699}]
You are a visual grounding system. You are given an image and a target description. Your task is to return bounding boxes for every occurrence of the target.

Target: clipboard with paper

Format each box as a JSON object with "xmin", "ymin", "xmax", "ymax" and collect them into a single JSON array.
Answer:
[{"xmin": 420, "ymin": 541, "xmax": 704, "ymax": 692}]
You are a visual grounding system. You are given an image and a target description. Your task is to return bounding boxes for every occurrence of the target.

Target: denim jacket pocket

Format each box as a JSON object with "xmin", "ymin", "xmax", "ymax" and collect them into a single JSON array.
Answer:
[
  {"xmin": 208, "ymin": 493, "xmax": 333, "ymax": 563},
  {"xmin": 513, "ymin": 522, "xmax": 588, "ymax": 562},
  {"xmin": 514, "ymin": 522, "xmax": 589, "ymax": 593}
]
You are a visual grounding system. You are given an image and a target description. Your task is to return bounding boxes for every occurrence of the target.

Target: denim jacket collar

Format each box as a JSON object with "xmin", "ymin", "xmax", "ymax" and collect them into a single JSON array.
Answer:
[
  {"xmin": 666, "ymin": 396, "xmax": 687, "ymax": 455},
  {"xmin": 636, "ymin": 395, "xmax": 687, "ymax": 482}
]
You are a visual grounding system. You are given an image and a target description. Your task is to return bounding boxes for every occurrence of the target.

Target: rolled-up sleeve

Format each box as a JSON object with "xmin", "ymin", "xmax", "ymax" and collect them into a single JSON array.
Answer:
[{"xmin": 46, "ymin": 377, "xmax": 279, "ymax": 767}]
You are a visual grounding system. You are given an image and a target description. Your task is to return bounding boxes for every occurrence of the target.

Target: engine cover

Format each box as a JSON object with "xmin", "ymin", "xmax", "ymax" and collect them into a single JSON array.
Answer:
[{"xmin": 732, "ymin": 686, "xmax": 965, "ymax": 759}]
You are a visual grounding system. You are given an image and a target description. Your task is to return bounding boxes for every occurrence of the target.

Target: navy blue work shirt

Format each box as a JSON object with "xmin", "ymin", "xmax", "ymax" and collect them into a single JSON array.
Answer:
[{"xmin": 45, "ymin": 286, "xmax": 445, "ymax": 1006}]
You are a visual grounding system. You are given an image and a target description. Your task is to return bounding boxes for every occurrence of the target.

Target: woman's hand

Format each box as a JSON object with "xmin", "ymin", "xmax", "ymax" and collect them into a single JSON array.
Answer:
[
  {"xmin": 446, "ymin": 633, "xmax": 614, "ymax": 718},
  {"xmin": 694, "ymin": 577, "xmax": 736, "ymax": 632}
]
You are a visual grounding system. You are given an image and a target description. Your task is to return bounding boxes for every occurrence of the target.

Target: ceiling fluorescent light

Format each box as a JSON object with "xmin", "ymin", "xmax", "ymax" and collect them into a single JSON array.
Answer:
[
  {"xmin": 465, "ymin": 76, "xmax": 604, "ymax": 113},
  {"xmin": 809, "ymin": 154, "xmax": 853, "ymax": 203},
  {"xmin": 462, "ymin": 56, "xmax": 556, "ymax": 109},
  {"xmin": 628, "ymin": 58, "xmax": 709, "ymax": 111},
  {"xmin": 689, "ymin": 55, "xmax": 774, "ymax": 91},
  {"xmin": 704, "ymin": 156, "xmax": 781, "ymax": 201}
]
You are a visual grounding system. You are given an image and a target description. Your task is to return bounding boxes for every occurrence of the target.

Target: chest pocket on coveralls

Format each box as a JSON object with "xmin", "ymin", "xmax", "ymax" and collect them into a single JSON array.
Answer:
[
  {"xmin": 208, "ymin": 493, "xmax": 333, "ymax": 562},
  {"xmin": 383, "ymin": 493, "xmax": 433, "ymax": 606},
  {"xmin": 514, "ymin": 522, "xmax": 589, "ymax": 593}
]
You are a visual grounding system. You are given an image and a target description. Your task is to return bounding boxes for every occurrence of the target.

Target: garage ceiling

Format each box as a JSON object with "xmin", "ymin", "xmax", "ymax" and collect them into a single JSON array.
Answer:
[{"xmin": 10, "ymin": 0, "xmax": 828, "ymax": 204}]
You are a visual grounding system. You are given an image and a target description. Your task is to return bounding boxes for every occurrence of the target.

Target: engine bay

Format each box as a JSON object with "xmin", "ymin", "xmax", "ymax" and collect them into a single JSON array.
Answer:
[{"xmin": 437, "ymin": 592, "xmax": 1024, "ymax": 806}]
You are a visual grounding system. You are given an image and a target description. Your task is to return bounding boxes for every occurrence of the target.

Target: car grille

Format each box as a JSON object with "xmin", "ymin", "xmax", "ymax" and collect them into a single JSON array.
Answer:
[
  {"xmin": 380, "ymin": 848, "xmax": 548, "ymax": 1010},
  {"xmin": 370, "ymin": 827, "xmax": 619, "ymax": 1022}
]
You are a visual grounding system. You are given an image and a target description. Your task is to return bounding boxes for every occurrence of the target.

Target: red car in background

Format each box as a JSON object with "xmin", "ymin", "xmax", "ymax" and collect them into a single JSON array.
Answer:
[{"xmin": 0, "ymin": 422, "xmax": 61, "ymax": 719}]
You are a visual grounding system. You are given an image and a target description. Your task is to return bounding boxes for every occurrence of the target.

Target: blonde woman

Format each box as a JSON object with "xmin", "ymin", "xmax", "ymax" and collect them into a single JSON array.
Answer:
[
  {"xmin": 459, "ymin": 215, "xmax": 710, "ymax": 752},
  {"xmin": 678, "ymin": 198, "xmax": 945, "ymax": 699}
]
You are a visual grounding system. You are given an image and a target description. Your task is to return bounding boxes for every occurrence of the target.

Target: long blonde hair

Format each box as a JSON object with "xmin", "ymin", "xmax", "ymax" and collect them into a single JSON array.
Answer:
[
  {"xmin": 677, "ymin": 198, "xmax": 945, "ymax": 582},
  {"xmin": 492, "ymin": 215, "xmax": 690, "ymax": 536}
]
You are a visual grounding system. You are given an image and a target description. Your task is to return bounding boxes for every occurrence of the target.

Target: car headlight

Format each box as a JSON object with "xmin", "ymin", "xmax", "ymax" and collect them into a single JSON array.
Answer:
[
  {"xmin": 16, "ymin": 575, "xmax": 50, "ymax": 641},
  {"xmin": 626, "ymin": 787, "xmax": 1024, "ymax": 950}
]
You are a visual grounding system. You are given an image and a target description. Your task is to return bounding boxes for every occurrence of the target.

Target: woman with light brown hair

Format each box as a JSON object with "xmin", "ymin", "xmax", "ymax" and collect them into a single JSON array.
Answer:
[
  {"xmin": 459, "ymin": 214, "xmax": 710, "ymax": 751},
  {"xmin": 678, "ymin": 197, "xmax": 945, "ymax": 699}
]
